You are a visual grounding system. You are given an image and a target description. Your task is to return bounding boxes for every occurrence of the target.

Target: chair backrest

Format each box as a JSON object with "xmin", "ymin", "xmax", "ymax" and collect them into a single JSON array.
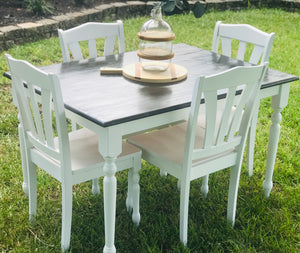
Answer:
[
  {"xmin": 58, "ymin": 20, "xmax": 125, "ymax": 62},
  {"xmin": 212, "ymin": 21, "xmax": 275, "ymax": 64},
  {"xmin": 5, "ymin": 54, "xmax": 71, "ymax": 175},
  {"xmin": 183, "ymin": 64, "xmax": 268, "ymax": 167}
]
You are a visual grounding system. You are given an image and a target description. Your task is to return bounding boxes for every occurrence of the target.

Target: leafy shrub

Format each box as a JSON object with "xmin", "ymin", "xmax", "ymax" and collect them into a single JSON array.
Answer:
[{"xmin": 24, "ymin": 0, "xmax": 53, "ymax": 15}]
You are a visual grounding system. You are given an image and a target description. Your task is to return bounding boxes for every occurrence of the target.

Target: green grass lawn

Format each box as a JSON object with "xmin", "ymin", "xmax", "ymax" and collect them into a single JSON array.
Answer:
[{"xmin": 0, "ymin": 8, "xmax": 299, "ymax": 252}]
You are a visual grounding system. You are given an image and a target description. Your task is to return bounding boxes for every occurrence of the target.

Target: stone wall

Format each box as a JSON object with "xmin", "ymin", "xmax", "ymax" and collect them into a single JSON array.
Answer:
[{"xmin": 0, "ymin": 0, "xmax": 299, "ymax": 52}]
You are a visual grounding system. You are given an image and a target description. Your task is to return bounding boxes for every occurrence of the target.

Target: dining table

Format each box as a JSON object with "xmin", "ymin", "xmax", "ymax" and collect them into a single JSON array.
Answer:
[{"xmin": 4, "ymin": 43, "xmax": 299, "ymax": 252}]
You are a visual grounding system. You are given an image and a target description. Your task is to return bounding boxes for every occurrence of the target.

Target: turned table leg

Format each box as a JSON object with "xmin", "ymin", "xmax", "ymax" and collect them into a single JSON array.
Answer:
[
  {"xmin": 103, "ymin": 156, "xmax": 117, "ymax": 253},
  {"xmin": 98, "ymin": 130, "xmax": 122, "ymax": 253},
  {"xmin": 263, "ymin": 83, "xmax": 290, "ymax": 197}
]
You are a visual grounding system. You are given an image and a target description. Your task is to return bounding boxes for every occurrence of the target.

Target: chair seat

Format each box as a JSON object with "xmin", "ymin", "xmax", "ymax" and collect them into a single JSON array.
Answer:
[
  {"xmin": 130, "ymin": 121, "xmax": 234, "ymax": 168},
  {"xmin": 129, "ymin": 101, "xmax": 237, "ymax": 168},
  {"xmin": 33, "ymin": 127, "xmax": 140, "ymax": 178},
  {"xmin": 129, "ymin": 122, "xmax": 191, "ymax": 166},
  {"xmin": 67, "ymin": 128, "xmax": 140, "ymax": 171}
]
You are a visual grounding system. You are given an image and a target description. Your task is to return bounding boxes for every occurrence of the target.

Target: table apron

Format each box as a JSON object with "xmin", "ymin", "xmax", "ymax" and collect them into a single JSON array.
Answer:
[
  {"xmin": 121, "ymin": 107, "xmax": 190, "ymax": 137},
  {"xmin": 259, "ymin": 83, "xmax": 290, "ymax": 100},
  {"xmin": 66, "ymin": 106, "xmax": 190, "ymax": 137}
]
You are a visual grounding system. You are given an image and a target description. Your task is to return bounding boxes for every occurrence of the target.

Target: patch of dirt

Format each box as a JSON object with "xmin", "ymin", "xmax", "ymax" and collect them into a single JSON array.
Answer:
[{"xmin": 0, "ymin": 0, "xmax": 120, "ymax": 27}]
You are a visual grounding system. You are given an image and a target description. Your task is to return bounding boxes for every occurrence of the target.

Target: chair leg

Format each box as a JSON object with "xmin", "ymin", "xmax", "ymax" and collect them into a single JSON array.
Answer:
[
  {"xmin": 92, "ymin": 178, "xmax": 100, "ymax": 195},
  {"xmin": 19, "ymin": 123, "xmax": 29, "ymax": 196},
  {"xmin": 131, "ymin": 156, "xmax": 141, "ymax": 225},
  {"xmin": 61, "ymin": 183, "xmax": 73, "ymax": 252},
  {"xmin": 71, "ymin": 120, "xmax": 77, "ymax": 132},
  {"xmin": 27, "ymin": 161, "xmax": 37, "ymax": 221},
  {"xmin": 201, "ymin": 175, "xmax": 209, "ymax": 198},
  {"xmin": 126, "ymin": 169, "xmax": 133, "ymax": 212},
  {"xmin": 179, "ymin": 179, "xmax": 191, "ymax": 245},
  {"xmin": 227, "ymin": 164, "xmax": 242, "ymax": 227},
  {"xmin": 247, "ymin": 102, "xmax": 260, "ymax": 177}
]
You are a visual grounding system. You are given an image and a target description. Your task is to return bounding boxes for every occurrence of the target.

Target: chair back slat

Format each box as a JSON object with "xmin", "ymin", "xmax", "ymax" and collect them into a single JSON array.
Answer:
[
  {"xmin": 41, "ymin": 89, "xmax": 55, "ymax": 147},
  {"xmin": 215, "ymin": 86, "xmax": 237, "ymax": 145},
  {"xmin": 212, "ymin": 21, "xmax": 275, "ymax": 64},
  {"xmin": 27, "ymin": 82, "xmax": 46, "ymax": 142},
  {"xmin": 237, "ymin": 41, "xmax": 247, "ymax": 60},
  {"xmin": 88, "ymin": 39, "xmax": 97, "ymax": 59},
  {"xmin": 249, "ymin": 45, "xmax": 265, "ymax": 64},
  {"xmin": 220, "ymin": 37, "xmax": 232, "ymax": 57},
  {"xmin": 15, "ymin": 77, "xmax": 37, "ymax": 137},
  {"xmin": 68, "ymin": 42, "xmax": 84, "ymax": 61},
  {"xmin": 58, "ymin": 21, "xmax": 125, "ymax": 62},
  {"xmin": 184, "ymin": 64, "xmax": 268, "ymax": 168},
  {"xmin": 5, "ymin": 54, "xmax": 71, "ymax": 173},
  {"xmin": 104, "ymin": 35, "xmax": 117, "ymax": 56},
  {"xmin": 202, "ymin": 91, "xmax": 217, "ymax": 149},
  {"xmin": 227, "ymin": 84, "xmax": 252, "ymax": 141}
]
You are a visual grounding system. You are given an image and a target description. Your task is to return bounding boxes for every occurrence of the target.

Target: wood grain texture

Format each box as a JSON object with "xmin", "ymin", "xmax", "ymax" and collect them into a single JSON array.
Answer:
[{"xmin": 33, "ymin": 44, "xmax": 298, "ymax": 127}]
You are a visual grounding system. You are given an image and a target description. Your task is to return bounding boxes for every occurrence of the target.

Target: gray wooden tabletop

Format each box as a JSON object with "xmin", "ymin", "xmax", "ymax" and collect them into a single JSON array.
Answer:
[{"xmin": 5, "ymin": 44, "xmax": 298, "ymax": 127}]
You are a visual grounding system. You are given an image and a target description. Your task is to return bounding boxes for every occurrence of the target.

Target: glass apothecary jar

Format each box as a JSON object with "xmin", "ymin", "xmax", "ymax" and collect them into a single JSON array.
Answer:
[{"xmin": 137, "ymin": 4, "xmax": 175, "ymax": 71}]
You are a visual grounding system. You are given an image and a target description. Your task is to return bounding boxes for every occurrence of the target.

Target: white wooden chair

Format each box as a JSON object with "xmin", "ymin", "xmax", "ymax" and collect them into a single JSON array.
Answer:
[
  {"xmin": 5, "ymin": 54, "xmax": 141, "ymax": 251},
  {"xmin": 58, "ymin": 20, "xmax": 125, "ymax": 63},
  {"xmin": 58, "ymin": 20, "xmax": 125, "ymax": 133},
  {"xmin": 212, "ymin": 20, "xmax": 275, "ymax": 178},
  {"xmin": 129, "ymin": 64, "xmax": 268, "ymax": 245},
  {"xmin": 58, "ymin": 20, "xmax": 126, "ymax": 195}
]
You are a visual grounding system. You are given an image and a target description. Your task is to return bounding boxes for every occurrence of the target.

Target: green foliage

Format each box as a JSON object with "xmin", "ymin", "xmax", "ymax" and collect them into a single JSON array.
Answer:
[
  {"xmin": 0, "ymin": 8, "xmax": 299, "ymax": 252},
  {"xmin": 24, "ymin": 0, "xmax": 54, "ymax": 15},
  {"xmin": 161, "ymin": 0, "xmax": 206, "ymax": 18}
]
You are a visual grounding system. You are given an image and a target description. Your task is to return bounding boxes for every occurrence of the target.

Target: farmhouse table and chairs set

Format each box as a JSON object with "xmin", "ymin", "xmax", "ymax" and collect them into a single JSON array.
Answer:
[{"xmin": 4, "ymin": 18, "xmax": 298, "ymax": 252}]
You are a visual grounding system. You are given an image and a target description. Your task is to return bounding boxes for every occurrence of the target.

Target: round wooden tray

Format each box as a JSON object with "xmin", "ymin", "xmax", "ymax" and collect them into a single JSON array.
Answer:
[
  {"xmin": 100, "ymin": 62, "xmax": 187, "ymax": 85},
  {"xmin": 138, "ymin": 31, "xmax": 175, "ymax": 42}
]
